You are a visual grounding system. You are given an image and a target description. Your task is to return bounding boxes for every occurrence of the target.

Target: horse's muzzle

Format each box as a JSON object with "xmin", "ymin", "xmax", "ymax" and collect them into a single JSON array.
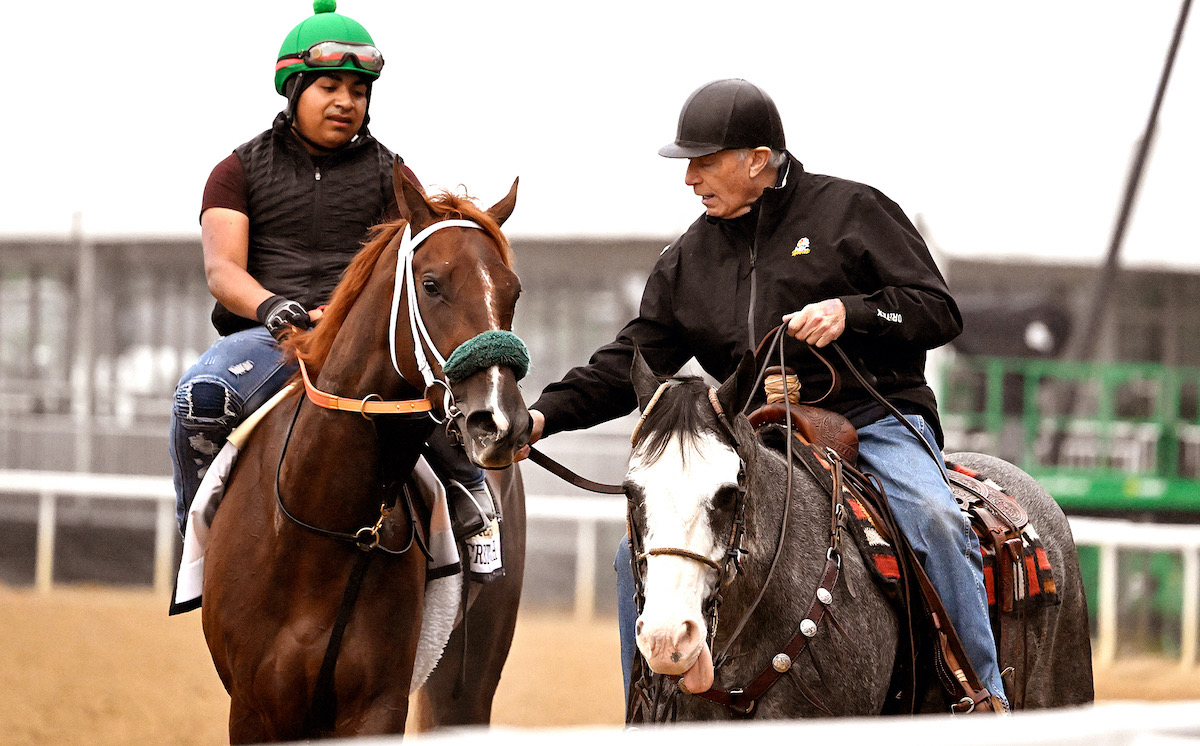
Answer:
[{"xmin": 451, "ymin": 365, "xmax": 531, "ymax": 469}]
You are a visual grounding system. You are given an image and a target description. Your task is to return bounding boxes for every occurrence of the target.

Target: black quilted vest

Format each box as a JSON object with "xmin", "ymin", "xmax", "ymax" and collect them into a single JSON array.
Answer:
[{"xmin": 211, "ymin": 115, "xmax": 398, "ymax": 335}]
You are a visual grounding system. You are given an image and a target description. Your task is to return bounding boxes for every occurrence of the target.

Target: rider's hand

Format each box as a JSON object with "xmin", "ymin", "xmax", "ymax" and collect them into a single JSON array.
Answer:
[
  {"xmin": 783, "ymin": 299, "xmax": 846, "ymax": 348},
  {"xmin": 515, "ymin": 409, "xmax": 546, "ymax": 462},
  {"xmin": 256, "ymin": 295, "xmax": 313, "ymax": 341}
]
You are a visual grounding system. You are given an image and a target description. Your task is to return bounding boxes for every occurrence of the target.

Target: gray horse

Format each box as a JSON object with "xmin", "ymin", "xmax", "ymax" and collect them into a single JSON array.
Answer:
[{"xmin": 625, "ymin": 351, "xmax": 1094, "ymax": 720}]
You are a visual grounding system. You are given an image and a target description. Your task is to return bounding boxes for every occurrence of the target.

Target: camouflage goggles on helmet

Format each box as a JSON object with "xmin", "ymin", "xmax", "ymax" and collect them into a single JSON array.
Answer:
[{"xmin": 276, "ymin": 40, "xmax": 384, "ymax": 76}]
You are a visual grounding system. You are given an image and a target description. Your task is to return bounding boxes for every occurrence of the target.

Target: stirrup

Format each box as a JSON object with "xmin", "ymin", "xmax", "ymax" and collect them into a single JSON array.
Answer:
[{"xmin": 447, "ymin": 479, "xmax": 494, "ymax": 540}]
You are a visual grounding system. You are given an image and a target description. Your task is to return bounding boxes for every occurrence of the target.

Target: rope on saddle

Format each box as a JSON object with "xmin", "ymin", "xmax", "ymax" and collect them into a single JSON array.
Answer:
[{"xmin": 442, "ymin": 329, "xmax": 530, "ymax": 384}]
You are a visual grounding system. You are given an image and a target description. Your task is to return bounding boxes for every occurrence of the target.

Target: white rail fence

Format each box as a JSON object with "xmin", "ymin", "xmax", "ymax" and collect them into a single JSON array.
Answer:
[{"xmin": 1, "ymin": 470, "xmax": 1197, "ymax": 669}]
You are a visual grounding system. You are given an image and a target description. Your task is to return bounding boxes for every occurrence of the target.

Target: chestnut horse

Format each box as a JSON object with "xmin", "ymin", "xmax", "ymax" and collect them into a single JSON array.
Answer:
[
  {"xmin": 625, "ymin": 351, "xmax": 1094, "ymax": 720},
  {"xmin": 201, "ymin": 164, "xmax": 530, "ymax": 742}
]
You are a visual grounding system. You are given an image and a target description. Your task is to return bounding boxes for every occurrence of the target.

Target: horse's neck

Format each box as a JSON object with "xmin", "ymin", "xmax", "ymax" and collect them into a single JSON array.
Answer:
[
  {"xmin": 281, "ymin": 276, "xmax": 429, "ymax": 517},
  {"xmin": 319, "ymin": 271, "xmax": 422, "ymax": 400},
  {"xmin": 723, "ymin": 446, "xmax": 831, "ymax": 626}
]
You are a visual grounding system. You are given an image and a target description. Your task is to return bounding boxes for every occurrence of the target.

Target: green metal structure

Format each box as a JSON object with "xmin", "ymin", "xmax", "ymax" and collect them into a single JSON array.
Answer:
[{"xmin": 941, "ymin": 355, "xmax": 1200, "ymax": 517}]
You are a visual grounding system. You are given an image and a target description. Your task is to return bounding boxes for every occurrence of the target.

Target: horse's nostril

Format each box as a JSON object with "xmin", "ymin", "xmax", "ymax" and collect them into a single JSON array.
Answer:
[
  {"xmin": 677, "ymin": 620, "xmax": 700, "ymax": 648},
  {"xmin": 466, "ymin": 410, "xmax": 500, "ymax": 437}
]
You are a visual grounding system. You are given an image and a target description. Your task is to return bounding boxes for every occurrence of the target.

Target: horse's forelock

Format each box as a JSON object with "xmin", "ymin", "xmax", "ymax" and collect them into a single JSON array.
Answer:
[
  {"xmin": 637, "ymin": 377, "xmax": 726, "ymax": 466},
  {"xmin": 425, "ymin": 191, "xmax": 513, "ymax": 267}
]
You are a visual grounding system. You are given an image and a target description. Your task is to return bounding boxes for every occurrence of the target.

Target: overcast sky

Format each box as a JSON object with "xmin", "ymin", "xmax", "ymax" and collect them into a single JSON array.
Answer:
[{"xmin": 3, "ymin": 1, "xmax": 1196, "ymax": 269}]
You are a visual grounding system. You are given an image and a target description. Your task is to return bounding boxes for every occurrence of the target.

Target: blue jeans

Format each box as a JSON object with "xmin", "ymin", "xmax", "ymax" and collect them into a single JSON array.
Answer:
[
  {"xmin": 613, "ymin": 413, "xmax": 1007, "ymax": 710},
  {"xmin": 170, "ymin": 328, "xmax": 295, "ymax": 534},
  {"xmin": 857, "ymin": 413, "xmax": 1006, "ymax": 709},
  {"xmin": 615, "ymin": 537, "xmax": 638, "ymax": 698}
]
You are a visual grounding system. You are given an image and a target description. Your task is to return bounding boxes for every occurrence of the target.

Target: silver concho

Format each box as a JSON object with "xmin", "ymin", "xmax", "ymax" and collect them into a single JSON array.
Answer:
[
  {"xmin": 772, "ymin": 653, "xmax": 792, "ymax": 672},
  {"xmin": 816, "ymin": 587, "xmax": 833, "ymax": 605},
  {"xmin": 800, "ymin": 618, "xmax": 818, "ymax": 637}
]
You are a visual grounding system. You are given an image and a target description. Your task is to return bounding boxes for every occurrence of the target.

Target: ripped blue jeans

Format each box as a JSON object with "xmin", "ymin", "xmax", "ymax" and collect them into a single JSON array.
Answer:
[
  {"xmin": 170, "ymin": 327, "xmax": 295, "ymax": 533},
  {"xmin": 170, "ymin": 326, "xmax": 488, "ymax": 537}
]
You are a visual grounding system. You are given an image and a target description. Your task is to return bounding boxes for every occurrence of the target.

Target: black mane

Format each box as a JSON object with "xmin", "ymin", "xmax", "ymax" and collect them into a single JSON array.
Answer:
[{"xmin": 636, "ymin": 376, "xmax": 724, "ymax": 465}]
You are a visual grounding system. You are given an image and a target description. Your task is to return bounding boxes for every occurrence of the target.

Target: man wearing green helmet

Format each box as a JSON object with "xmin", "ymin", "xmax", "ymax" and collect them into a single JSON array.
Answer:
[{"xmin": 171, "ymin": 1, "xmax": 497, "ymax": 558}]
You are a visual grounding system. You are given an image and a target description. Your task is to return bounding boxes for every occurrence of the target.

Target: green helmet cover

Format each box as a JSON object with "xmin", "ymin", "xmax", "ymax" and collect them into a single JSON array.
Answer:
[{"xmin": 275, "ymin": 0, "xmax": 380, "ymax": 95}]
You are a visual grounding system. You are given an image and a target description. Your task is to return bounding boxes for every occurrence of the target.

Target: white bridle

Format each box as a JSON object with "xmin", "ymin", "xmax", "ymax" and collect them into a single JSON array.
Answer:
[{"xmin": 387, "ymin": 219, "xmax": 485, "ymax": 412}]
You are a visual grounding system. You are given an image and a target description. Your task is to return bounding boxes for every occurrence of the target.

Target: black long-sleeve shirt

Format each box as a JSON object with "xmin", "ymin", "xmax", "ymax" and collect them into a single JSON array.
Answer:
[{"xmin": 532, "ymin": 155, "xmax": 962, "ymax": 445}]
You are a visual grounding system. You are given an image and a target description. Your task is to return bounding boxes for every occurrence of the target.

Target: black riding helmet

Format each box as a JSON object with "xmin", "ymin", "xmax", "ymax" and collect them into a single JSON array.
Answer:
[{"xmin": 659, "ymin": 79, "xmax": 786, "ymax": 158}]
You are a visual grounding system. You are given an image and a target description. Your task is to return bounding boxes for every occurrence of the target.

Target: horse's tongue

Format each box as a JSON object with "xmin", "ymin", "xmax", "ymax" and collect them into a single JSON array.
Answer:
[{"xmin": 680, "ymin": 643, "xmax": 714, "ymax": 694}]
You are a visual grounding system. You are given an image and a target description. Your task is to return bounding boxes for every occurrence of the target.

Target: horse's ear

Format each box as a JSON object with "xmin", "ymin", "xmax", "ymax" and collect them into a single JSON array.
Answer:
[
  {"xmin": 631, "ymin": 347, "xmax": 661, "ymax": 412},
  {"xmin": 716, "ymin": 351, "xmax": 757, "ymax": 417},
  {"xmin": 392, "ymin": 157, "xmax": 437, "ymax": 232},
  {"xmin": 486, "ymin": 177, "xmax": 519, "ymax": 227}
]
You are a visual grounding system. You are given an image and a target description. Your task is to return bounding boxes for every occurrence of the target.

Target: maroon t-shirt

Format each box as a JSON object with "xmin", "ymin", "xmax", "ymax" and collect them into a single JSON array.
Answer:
[{"xmin": 201, "ymin": 154, "xmax": 248, "ymax": 216}]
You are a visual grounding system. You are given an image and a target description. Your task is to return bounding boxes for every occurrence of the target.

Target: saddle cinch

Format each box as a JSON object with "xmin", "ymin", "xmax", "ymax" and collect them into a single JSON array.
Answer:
[{"xmin": 750, "ymin": 400, "xmax": 1057, "ymax": 712}]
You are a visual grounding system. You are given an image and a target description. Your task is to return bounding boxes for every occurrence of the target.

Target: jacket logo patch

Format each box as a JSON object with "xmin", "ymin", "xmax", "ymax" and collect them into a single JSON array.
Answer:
[
  {"xmin": 791, "ymin": 237, "xmax": 811, "ymax": 256},
  {"xmin": 877, "ymin": 309, "xmax": 903, "ymax": 324}
]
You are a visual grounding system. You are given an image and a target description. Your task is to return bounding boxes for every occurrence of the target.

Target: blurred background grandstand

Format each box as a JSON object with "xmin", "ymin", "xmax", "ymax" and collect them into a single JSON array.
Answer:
[
  {"xmin": 0, "ymin": 0, "xmax": 1197, "ymax": 674},
  {"xmin": 2, "ymin": 223, "xmax": 1199, "ymax": 659}
]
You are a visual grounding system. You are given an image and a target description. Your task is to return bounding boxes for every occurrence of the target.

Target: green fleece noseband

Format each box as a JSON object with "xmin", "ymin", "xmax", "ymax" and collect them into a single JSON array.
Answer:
[{"xmin": 442, "ymin": 330, "xmax": 530, "ymax": 384}]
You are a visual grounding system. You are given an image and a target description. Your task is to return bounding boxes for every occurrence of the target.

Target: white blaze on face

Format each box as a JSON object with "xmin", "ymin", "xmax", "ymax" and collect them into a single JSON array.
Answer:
[
  {"xmin": 471, "ymin": 264, "xmax": 510, "ymax": 447},
  {"xmin": 479, "ymin": 365, "xmax": 509, "ymax": 445},
  {"xmin": 478, "ymin": 265, "xmax": 499, "ymax": 329},
  {"xmin": 627, "ymin": 429, "xmax": 741, "ymax": 680}
]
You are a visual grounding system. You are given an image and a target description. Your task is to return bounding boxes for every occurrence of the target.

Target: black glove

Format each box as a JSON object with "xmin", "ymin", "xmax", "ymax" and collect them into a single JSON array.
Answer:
[{"xmin": 256, "ymin": 295, "xmax": 312, "ymax": 341}]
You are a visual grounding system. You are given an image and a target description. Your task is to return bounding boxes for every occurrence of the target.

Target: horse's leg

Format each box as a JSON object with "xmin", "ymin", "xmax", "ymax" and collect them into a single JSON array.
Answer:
[
  {"xmin": 416, "ymin": 466, "xmax": 527, "ymax": 728},
  {"xmin": 227, "ymin": 699, "xmax": 272, "ymax": 746}
]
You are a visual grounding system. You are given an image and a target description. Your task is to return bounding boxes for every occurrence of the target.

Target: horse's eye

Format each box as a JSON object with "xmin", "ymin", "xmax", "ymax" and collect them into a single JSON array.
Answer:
[
  {"xmin": 712, "ymin": 484, "xmax": 740, "ymax": 511},
  {"xmin": 623, "ymin": 483, "xmax": 643, "ymax": 511},
  {"xmin": 422, "ymin": 280, "xmax": 440, "ymax": 296}
]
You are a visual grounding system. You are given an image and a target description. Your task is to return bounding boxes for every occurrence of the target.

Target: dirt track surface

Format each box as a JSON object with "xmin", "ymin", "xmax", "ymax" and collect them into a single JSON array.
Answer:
[{"xmin": 0, "ymin": 585, "xmax": 1196, "ymax": 745}]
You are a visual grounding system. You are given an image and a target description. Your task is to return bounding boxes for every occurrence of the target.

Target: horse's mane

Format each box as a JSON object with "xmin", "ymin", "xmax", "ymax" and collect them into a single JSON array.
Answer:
[
  {"xmin": 635, "ymin": 376, "xmax": 725, "ymax": 465},
  {"xmin": 283, "ymin": 191, "xmax": 513, "ymax": 370}
]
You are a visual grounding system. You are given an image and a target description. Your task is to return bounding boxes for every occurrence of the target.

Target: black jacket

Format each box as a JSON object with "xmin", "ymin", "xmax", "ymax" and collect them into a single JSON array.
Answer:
[
  {"xmin": 211, "ymin": 115, "xmax": 398, "ymax": 335},
  {"xmin": 532, "ymin": 154, "xmax": 962, "ymax": 443}
]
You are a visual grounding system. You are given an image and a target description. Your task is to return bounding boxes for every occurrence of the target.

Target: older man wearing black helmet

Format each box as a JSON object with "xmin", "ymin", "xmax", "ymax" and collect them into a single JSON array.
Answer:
[{"xmin": 524, "ymin": 79, "xmax": 1004, "ymax": 713}]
